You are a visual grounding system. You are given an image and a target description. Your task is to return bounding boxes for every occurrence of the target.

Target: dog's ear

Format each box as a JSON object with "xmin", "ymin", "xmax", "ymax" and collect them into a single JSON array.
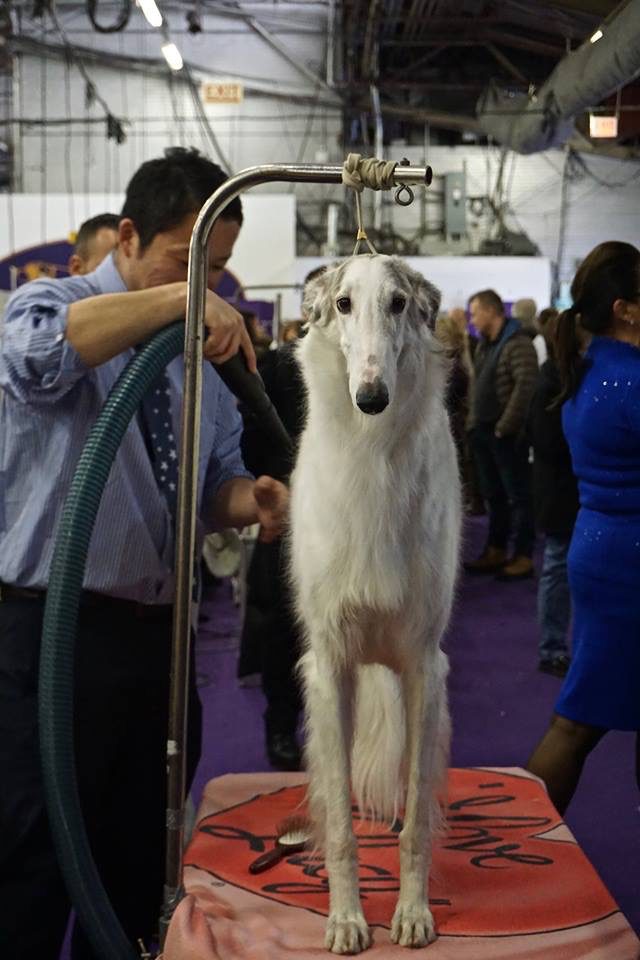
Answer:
[
  {"xmin": 402, "ymin": 263, "xmax": 441, "ymax": 330},
  {"xmin": 302, "ymin": 264, "xmax": 339, "ymax": 327}
]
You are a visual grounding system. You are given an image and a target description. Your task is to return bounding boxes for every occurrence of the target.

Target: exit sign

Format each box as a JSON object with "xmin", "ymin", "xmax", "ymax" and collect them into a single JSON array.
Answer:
[
  {"xmin": 589, "ymin": 114, "xmax": 618, "ymax": 138},
  {"xmin": 201, "ymin": 82, "xmax": 244, "ymax": 104}
]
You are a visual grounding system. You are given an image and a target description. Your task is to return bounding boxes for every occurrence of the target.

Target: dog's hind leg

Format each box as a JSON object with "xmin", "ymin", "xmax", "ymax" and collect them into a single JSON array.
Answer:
[
  {"xmin": 302, "ymin": 648, "xmax": 371, "ymax": 955},
  {"xmin": 391, "ymin": 648, "xmax": 449, "ymax": 948}
]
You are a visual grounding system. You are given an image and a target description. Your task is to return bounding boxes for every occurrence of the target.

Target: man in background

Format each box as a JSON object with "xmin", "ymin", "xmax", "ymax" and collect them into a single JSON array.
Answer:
[
  {"xmin": 68, "ymin": 212, "xmax": 120, "ymax": 276},
  {"xmin": 465, "ymin": 289, "xmax": 538, "ymax": 581}
]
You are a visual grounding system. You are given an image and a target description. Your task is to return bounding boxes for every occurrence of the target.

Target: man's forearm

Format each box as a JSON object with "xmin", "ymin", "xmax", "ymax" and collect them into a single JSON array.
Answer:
[
  {"xmin": 211, "ymin": 477, "xmax": 258, "ymax": 530},
  {"xmin": 66, "ymin": 282, "xmax": 187, "ymax": 367}
]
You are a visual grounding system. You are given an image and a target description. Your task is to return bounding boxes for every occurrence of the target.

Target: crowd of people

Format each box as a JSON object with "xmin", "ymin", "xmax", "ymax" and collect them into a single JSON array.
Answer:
[
  {"xmin": 437, "ymin": 252, "xmax": 640, "ymax": 818},
  {"xmin": 0, "ymin": 146, "xmax": 638, "ymax": 955}
]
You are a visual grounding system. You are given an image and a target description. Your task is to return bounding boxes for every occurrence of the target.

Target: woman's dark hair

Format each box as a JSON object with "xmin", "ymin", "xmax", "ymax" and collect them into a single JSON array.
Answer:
[
  {"xmin": 555, "ymin": 241, "xmax": 640, "ymax": 404},
  {"xmin": 120, "ymin": 147, "xmax": 242, "ymax": 250}
]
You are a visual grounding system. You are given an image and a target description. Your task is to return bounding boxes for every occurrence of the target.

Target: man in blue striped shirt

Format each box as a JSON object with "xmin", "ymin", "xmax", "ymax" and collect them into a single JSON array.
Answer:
[{"xmin": 0, "ymin": 147, "xmax": 288, "ymax": 958}]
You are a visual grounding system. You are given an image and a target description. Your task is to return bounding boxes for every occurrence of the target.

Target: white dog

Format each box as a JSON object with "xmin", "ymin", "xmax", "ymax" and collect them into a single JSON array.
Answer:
[{"xmin": 289, "ymin": 255, "xmax": 461, "ymax": 954}]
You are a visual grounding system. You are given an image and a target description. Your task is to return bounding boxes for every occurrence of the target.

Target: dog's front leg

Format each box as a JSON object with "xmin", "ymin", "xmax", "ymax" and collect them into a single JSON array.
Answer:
[
  {"xmin": 391, "ymin": 654, "xmax": 445, "ymax": 948},
  {"xmin": 304, "ymin": 651, "xmax": 371, "ymax": 954}
]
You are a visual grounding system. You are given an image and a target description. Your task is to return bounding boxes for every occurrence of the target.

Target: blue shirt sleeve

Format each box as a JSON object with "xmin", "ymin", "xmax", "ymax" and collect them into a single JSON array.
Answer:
[
  {"xmin": 0, "ymin": 277, "xmax": 89, "ymax": 404},
  {"xmin": 201, "ymin": 382, "xmax": 254, "ymax": 529}
]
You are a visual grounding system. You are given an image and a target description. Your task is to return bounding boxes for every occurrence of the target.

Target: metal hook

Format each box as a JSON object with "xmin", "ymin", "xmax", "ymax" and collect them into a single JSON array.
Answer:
[
  {"xmin": 394, "ymin": 184, "xmax": 414, "ymax": 206},
  {"xmin": 394, "ymin": 156, "xmax": 414, "ymax": 206}
]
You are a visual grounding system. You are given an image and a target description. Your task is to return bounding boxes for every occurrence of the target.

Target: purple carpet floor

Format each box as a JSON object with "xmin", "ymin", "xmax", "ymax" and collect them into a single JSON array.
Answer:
[{"xmin": 193, "ymin": 516, "xmax": 640, "ymax": 935}]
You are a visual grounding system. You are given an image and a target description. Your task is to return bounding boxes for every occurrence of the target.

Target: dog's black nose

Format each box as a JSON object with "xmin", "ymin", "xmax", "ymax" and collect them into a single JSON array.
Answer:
[{"xmin": 356, "ymin": 380, "xmax": 389, "ymax": 415}]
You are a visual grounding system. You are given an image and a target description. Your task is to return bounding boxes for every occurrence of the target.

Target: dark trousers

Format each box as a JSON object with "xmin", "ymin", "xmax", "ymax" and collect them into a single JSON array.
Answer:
[
  {"xmin": 240, "ymin": 539, "xmax": 302, "ymax": 736},
  {"xmin": 470, "ymin": 423, "xmax": 535, "ymax": 557},
  {"xmin": 0, "ymin": 595, "xmax": 202, "ymax": 959}
]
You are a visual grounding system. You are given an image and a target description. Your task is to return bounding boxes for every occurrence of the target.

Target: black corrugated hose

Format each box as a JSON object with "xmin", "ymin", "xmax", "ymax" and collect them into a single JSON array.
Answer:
[{"xmin": 38, "ymin": 321, "xmax": 185, "ymax": 960}]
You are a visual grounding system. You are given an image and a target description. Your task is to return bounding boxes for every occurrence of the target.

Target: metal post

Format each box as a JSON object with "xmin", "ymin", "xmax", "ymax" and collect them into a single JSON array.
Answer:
[
  {"xmin": 273, "ymin": 292, "xmax": 282, "ymax": 346},
  {"xmin": 161, "ymin": 160, "xmax": 433, "ymax": 944},
  {"xmin": 370, "ymin": 88, "xmax": 384, "ymax": 233},
  {"xmin": 325, "ymin": 201, "xmax": 340, "ymax": 256}
]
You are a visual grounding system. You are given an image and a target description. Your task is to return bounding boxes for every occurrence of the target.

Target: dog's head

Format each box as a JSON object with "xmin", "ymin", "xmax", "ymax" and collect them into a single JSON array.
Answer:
[{"xmin": 302, "ymin": 255, "xmax": 441, "ymax": 415}]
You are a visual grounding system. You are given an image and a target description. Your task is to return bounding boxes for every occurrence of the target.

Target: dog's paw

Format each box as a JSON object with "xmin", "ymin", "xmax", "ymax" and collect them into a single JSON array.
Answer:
[
  {"xmin": 325, "ymin": 912, "xmax": 372, "ymax": 954},
  {"xmin": 390, "ymin": 903, "xmax": 436, "ymax": 948}
]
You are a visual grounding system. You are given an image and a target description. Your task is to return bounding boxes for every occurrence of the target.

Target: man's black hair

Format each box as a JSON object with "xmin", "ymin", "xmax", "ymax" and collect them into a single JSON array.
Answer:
[
  {"xmin": 75, "ymin": 213, "xmax": 120, "ymax": 256},
  {"xmin": 120, "ymin": 147, "xmax": 243, "ymax": 250}
]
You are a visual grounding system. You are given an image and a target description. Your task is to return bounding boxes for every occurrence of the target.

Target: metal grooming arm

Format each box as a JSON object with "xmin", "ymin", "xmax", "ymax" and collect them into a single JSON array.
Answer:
[{"xmin": 161, "ymin": 160, "xmax": 433, "ymax": 944}]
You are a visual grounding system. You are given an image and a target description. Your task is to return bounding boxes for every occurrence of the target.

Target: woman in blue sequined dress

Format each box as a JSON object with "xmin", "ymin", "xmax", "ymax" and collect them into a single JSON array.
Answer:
[{"xmin": 528, "ymin": 241, "xmax": 640, "ymax": 813}]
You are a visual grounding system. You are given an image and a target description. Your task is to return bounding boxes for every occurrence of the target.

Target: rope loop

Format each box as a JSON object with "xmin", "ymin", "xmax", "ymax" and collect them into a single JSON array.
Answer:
[
  {"xmin": 342, "ymin": 154, "xmax": 398, "ymax": 255},
  {"xmin": 341, "ymin": 153, "xmax": 398, "ymax": 193}
]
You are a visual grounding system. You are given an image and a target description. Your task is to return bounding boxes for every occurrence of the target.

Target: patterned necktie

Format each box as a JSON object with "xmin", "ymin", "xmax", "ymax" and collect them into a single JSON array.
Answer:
[{"xmin": 139, "ymin": 372, "xmax": 179, "ymax": 525}]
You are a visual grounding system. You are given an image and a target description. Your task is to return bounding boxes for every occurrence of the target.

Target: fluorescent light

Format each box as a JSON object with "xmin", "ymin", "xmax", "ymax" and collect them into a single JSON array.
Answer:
[
  {"xmin": 137, "ymin": 0, "xmax": 163, "ymax": 27},
  {"xmin": 590, "ymin": 28, "xmax": 603, "ymax": 43},
  {"xmin": 162, "ymin": 41, "xmax": 183, "ymax": 71}
]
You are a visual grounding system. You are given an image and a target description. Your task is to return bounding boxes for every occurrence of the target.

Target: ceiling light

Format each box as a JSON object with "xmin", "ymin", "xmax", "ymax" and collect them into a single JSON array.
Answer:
[
  {"xmin": 162, "ymin": 41, "xmax": 183, "ymax": 71},
  {"xmin": 589, "ymin": 28, "xmax": 603, "ymax": 43},
  {"xmin": 137, "ymin": 0, "xmax": 163, "ymax": 28}
]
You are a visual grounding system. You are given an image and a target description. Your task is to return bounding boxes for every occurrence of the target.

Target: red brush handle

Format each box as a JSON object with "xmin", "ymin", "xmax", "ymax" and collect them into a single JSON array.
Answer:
[{"xmin": 248, "ymin": 845, "xmax": 286, "ymax": 875}]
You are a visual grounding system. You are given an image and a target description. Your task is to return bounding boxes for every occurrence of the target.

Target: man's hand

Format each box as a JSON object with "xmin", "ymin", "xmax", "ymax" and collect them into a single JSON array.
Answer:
[
  {"xmin": 203, "ymin": 289, "xmax": 257, "ymax": 374},
  {"xmin": 253, "ymin": 475, "xmax": 289, "ymax": 543}
]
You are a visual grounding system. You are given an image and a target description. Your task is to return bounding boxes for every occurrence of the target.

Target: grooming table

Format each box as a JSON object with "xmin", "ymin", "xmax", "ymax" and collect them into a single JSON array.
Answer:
[{"xmin": 165, "ymin": 769, "xmax": 639, "ymax": 959}]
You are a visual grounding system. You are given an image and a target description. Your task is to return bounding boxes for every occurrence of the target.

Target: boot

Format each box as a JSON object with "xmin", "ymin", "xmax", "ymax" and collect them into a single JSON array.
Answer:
[
  {"xmin": 495, "ymin": 555, "xmax": 534, "ymax": 581},
  {"xmin": 463, "ymin": 545, "xmax": 506, "ymax": 574}
]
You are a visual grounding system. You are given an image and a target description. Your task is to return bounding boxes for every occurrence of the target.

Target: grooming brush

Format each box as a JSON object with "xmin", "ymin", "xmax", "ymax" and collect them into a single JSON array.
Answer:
[{"xmin": 248, "ymin": 815, "xmax": 312, "ymax": 874}]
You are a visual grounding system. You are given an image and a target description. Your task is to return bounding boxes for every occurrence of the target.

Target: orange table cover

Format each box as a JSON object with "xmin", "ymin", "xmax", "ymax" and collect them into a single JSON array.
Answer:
[{"xmin": 163, "ymin": 768, "xmax": 639, "ymax": 959}]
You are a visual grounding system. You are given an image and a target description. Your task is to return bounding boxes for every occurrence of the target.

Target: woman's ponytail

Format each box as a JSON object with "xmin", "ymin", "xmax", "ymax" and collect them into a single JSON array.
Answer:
[{"xmin": 553, "ymin": 305, "xmax": 583, "ymax": 407}]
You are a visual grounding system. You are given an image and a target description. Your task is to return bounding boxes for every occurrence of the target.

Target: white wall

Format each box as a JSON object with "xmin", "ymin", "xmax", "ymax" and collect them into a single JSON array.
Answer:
[
  {"xmin": 354, "ymin": 145, "xmax": 640, "ymax": 291},
  {"xmin": 0, "ymin": 193, "xmax": 296, "ymax": 297},
  {"xmin": 292, "ymin": 256, "xmax": 552, "ymax": 315},
  {"xmin": 13, "ymin": 5, "xmax": 342, "ymax": 210}
]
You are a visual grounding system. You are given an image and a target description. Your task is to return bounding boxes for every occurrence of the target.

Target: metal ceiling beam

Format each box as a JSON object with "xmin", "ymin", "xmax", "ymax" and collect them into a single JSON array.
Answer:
[
  {"xmin": 542, "ymin": 0, "xmax": 619, "ymax": 16},
  {"xmin": 482, "ymin": 29, "xmax": 566, "ymax": 57},
  {"xmin": 361, "ymin": 0, "xmax": 382, "ymax": 79},
  {"xmin": 224, "ymin": 1, "xmax": 338, "ymax": 97},
  {"xmin": 486, "ymin": 42, "xmax": 530, "ymax": 85},
  {"xmin": 386, "ymin": 44, "xmax": 448, "ymax": 78},
  {"xmin": 381, "ymin": 33, "xmax": 565, "ymax": 57},
  {"xmin": 377, "ymin": 102, "xmax": 482, "ymax": 134}
]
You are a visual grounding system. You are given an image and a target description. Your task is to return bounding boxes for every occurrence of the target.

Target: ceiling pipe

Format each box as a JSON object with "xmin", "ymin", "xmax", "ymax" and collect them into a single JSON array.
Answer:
[{"xmin": 476, "ymin": 0, "xmax": 640, "ymax": 153}]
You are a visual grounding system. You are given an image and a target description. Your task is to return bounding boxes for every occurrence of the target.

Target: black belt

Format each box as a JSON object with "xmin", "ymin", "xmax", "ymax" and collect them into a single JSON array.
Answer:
[{"xmin": 0, "ymin": 582, "xmax": 173, "ymax": 622}]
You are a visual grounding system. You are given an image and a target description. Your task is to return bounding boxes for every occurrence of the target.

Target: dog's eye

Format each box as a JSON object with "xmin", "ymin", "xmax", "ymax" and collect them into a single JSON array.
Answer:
[
  {"xmin": 391, "ymin": 296, "xmax": 406, "ymax": 314},
  {"xmin": 336, "ymin": 297, "xmax": 351, "ymax": 314}
]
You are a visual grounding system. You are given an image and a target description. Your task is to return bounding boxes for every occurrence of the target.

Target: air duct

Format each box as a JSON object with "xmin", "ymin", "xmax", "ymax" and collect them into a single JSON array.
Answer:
[{"xmin": 476, "ymin": 0, "xmax": 640, "ymax": 154}]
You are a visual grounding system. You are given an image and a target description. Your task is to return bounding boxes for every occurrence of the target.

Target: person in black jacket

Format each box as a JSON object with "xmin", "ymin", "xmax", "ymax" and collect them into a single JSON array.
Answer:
[
  {"xmin": 530, "ymin": 309, "xmax": 580, "ymax": 677},
  {"xmin": 239, "ymin": 340, "xmax": 306, "ymax": 769},
  {"xmin": 238, "ymin": 273, "xmax": 326, "ymax": 770}
]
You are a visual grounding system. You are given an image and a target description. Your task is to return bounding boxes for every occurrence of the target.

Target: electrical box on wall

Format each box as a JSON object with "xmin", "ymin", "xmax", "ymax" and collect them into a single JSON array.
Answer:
[{"xmin": 444, "ymin": 171, "xmax": 466, "ymax": 240}]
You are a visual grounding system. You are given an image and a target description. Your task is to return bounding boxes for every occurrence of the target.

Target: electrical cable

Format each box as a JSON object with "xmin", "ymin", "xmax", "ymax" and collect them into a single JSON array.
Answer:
[
  {"xmin": 553, "ymin": 146, "xmax": 571, "ymax": 304},
  {"xmin": 570, "ymin": 150, "xmax": 640, "ymax": 188},
  {"xmin": 86, "ymin": 0, "xmax": 131, "ymax": 34},
  {"xmin": 40, "ymin": 18, "xmax": 47, "ymax": 243},
  {"xmin": 183, "ymin": 63, "xmax": 230, "ymax": 169},
  {"xmin": 64, "ymin": 55, "xmax": 76, "ymax": 232},
  {"xmin": 49, "ymin": 1, "xmax": 127, "ymax": 147},
  {"xmin": 167, "ymin": 71, "xmax": 186, "ymax": 148}
]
